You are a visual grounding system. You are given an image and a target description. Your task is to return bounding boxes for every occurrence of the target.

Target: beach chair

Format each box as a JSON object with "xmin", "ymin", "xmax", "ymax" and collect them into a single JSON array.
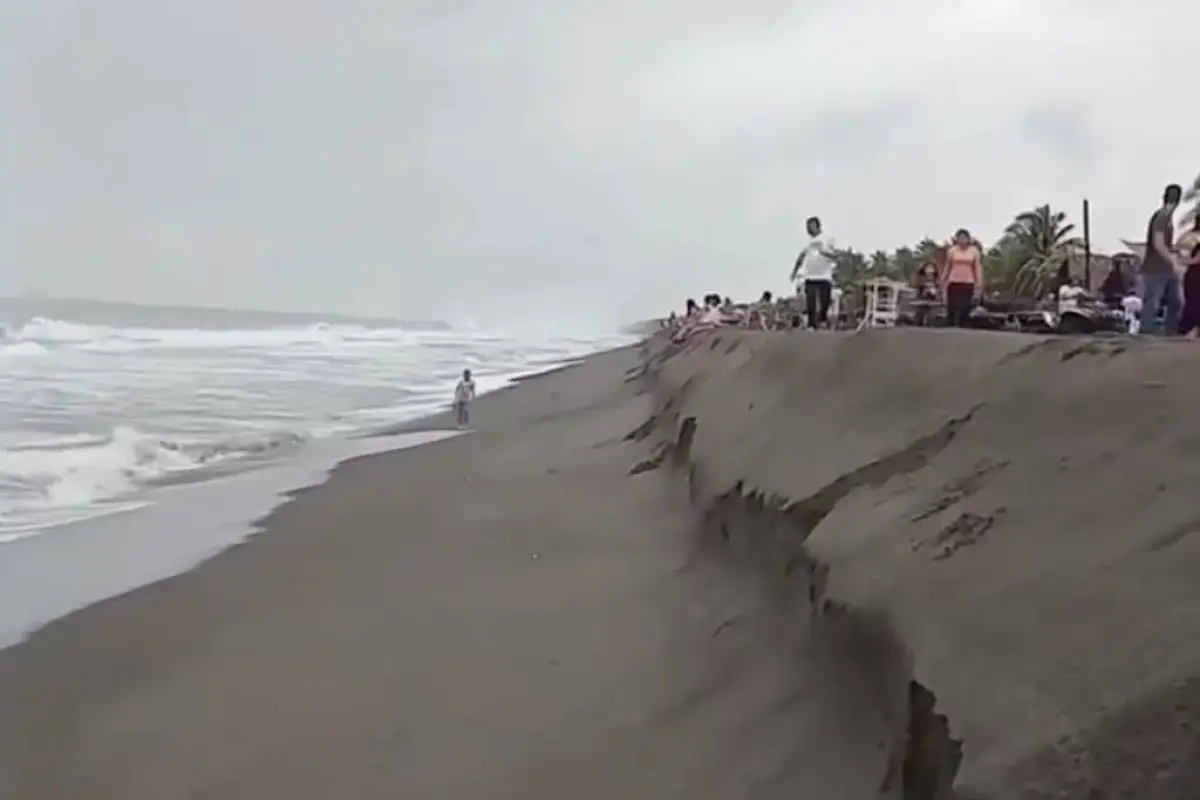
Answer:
[{"xmin": 857, "ymin": 279, "xmax": 903, "ymax": 329}]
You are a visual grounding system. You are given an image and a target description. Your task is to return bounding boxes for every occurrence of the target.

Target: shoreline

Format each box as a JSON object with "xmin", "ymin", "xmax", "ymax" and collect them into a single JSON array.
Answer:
[
  {"xmin": 0, "ymin": 347, "xmax": 632, "ymax": 648},
  {"xmin": 0, "ymin": 429, "xmax": 458, "ymax": 650},
  {"xmin": 0, "ymin": 341, "xmax": 673, "ymax": 798}
]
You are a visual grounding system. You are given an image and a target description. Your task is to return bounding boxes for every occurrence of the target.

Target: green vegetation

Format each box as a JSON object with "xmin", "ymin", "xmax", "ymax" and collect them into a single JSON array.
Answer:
[
  {"xmin": 828, "ymin": 203, "xmax": 1084, "ymax": 297},
  {"xmin": 1185, "ymin": 173, "xmax": 1200, "ymax": 227},
  {"xmin": 826, "ymin": 175, "xmax": 1200, "ymax": 296}
]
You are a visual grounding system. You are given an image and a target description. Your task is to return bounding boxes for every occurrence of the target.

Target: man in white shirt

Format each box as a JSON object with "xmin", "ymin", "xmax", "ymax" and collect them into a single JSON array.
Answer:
[{"xmin": 789, "ymin": 216, "xmax": 836, "ymax": 329}]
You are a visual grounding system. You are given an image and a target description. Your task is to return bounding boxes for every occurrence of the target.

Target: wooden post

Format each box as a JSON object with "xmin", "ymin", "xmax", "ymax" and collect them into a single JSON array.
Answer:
[{"xmin": 1082, "ymin": 198, "xmax": 1092, "ymax": 289}]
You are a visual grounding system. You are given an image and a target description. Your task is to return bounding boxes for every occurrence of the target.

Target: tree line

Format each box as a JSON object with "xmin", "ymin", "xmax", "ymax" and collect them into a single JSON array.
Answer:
[{"xmin": 828, "ymin": 172, "xmax": 1199, "ymax": 297}]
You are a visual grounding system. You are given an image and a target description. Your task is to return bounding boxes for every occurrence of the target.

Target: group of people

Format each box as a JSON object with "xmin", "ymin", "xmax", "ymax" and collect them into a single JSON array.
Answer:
[
  {"xmin": 792, "ymin": 216, "xmax": 984, "ymax": 329},
  {"xmin": 664, "ymin": 183, "xmax": 1200, "ymax": 342},
  {"xmin": 664, "ymin": 294, "xmax": 779, "ymax": 342},
  {"xmin": 1050, "ymin": 185, "xmax": 1200, "ymax": 336},
  {"xmin": 664, "ymin": 286, "xmax": 846, "ymax": 343},
  {"xmin": 931, "ymin": 185, "xmax": 1200, "ymax": 336}
]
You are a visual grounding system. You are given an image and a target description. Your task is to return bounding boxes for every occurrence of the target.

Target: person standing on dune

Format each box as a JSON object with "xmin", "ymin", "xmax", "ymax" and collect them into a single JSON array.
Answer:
[
  {"xmin": 941, "ymin": 229, "xmax": 983, "ymax": 328},
  {"xmin": 1139, "ymin": 183, "xmax": 1183, "ymax": 335},
  {"xmin": 790, "ymin": 216, "xmax": 836, "ymax": 330}
]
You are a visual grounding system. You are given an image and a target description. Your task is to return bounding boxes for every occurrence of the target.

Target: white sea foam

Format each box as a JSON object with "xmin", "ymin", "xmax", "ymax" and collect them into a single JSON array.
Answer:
[{"xmin": 0, "ymin": 309, "xmax": 633, "ymax": 539}]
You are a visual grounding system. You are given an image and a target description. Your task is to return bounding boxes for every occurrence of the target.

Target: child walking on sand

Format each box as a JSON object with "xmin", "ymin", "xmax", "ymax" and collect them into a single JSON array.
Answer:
[{"xmin": 453, "ymin": 369, "xmax": 476, "ymax": 429}]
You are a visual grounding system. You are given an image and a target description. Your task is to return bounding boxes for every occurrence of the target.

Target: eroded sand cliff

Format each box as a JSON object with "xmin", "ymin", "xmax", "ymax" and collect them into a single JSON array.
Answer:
[{"xmin": 634, "ymin": 328, "xmax": 1200, "ymax": 797}]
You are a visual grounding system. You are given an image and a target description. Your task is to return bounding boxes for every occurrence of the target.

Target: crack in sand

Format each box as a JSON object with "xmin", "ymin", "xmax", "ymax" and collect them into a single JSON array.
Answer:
[
  {"xmin": 910, "ymin": 459, "xmax": 1009, "ymax": 523},
  {"xmin": 628, "ymin": 336, "xmax": 1040, "ymax": 797},
  {"xmin": 628, "ymin": 384, "xmax": 978, "ymax": 798}
]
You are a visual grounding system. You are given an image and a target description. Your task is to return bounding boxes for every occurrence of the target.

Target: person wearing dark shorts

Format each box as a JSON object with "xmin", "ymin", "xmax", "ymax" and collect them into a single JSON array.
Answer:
[
  {"xmin": 941, "ymin": 229, "xmax": 982, "ymax": 327},
  {"xmin": 790, "ymin": 216, "xmax": 836, "ymax": 329},
  {"xmin": 803, "ymin": 278, "xmax": 833, "ymax": 329}
]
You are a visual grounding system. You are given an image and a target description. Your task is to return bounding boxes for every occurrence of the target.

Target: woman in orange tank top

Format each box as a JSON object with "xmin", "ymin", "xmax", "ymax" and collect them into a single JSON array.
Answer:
[{"xmin": 941, "ymin": 228, "xmax": 982, "ymax": 327}]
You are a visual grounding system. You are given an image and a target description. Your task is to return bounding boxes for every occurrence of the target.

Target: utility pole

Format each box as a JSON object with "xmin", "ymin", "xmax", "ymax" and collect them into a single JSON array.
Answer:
[{"xmin": 1082, "ymin": 198, "xmax": 1092, "ymax": 289}]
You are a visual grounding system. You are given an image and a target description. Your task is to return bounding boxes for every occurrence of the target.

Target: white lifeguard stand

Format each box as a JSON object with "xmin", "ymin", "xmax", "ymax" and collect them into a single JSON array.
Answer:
[{"xmin": 856, "ymin": 278, "xmax": 908, "ymax": 329}]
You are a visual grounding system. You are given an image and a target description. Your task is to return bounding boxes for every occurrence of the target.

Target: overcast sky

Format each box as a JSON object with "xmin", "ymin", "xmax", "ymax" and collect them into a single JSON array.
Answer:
[{"xmin": 1, "ymin": 0, "xmax": 1195, "ymax": 326}]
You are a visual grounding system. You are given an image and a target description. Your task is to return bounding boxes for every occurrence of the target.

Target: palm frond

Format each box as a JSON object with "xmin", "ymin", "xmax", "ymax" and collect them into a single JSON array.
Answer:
[
  {"xmin": 1185, "ymin": 174, "xmax": 1200, "ymax": 204},
  {"xmin": 1050, "ymin": 223, "xmax": 1077, "ymax": 243}
]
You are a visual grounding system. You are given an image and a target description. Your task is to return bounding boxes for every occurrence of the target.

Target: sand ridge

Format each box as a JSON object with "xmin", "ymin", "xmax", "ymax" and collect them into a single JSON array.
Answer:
[{"xmin": 639, "ymin": 328, "xmax": 1200, "ymax": 797}]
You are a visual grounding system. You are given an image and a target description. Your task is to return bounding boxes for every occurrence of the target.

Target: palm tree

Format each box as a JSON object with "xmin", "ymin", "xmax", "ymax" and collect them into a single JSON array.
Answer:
[
  {"xmin": 868, "ymin": 250, "xmax": 891, "ymax": 277},
  {"xmin": 890, "ymin": 246, "xmax": 921, "ymax": 280},
  {"xmin": 1003, "ymin": 205, "xmax": 1083, "ymax": 297},
  {"xmin": 982, "ymin": 234, "xmax": 1030, "ymax": 293},
  {"xmin": 830, "ymin": 247, "xmax": 868, "ymax": 287},
  {"xmin": 914, "ymin": 237, "xmax": 944, "ymax": 267}
]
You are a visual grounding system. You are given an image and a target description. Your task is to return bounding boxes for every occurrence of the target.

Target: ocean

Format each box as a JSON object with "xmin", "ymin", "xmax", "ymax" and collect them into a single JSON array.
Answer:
[{"xmin": 0, "ymin": 297, "xmax": 634, "ymax": 542}]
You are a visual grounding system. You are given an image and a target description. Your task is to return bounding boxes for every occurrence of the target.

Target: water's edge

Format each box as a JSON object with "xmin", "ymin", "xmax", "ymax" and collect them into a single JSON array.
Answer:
[{"xmin": 0, "ymin": 430, "xmax": 458, "ymax": 649}]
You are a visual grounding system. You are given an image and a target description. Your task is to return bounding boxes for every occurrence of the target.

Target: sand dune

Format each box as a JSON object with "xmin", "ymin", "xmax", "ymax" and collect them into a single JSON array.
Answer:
[
  {"xmin": 640, "ymin": 328, "xmax": 1200, "ymax": 796},
  {"xmin": 1, "ymin": 331, "xmax": 1198, "ymax": 798}
]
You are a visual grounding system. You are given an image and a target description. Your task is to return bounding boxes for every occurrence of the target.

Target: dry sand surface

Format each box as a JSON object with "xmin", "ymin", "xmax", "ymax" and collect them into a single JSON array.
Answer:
[
  {"xmin": 1, "ymin": 331, "xmax": 1198, "ymax": 798},
  {"xmin": 643, "ymin": 329, "xmax": 1200, "ymax": 797}
]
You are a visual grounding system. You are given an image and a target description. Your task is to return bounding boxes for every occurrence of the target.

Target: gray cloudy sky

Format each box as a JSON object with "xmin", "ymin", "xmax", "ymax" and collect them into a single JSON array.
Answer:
[{"xmin": 2, "ymin": 0, "xmax": 1195, "ymax": 326}]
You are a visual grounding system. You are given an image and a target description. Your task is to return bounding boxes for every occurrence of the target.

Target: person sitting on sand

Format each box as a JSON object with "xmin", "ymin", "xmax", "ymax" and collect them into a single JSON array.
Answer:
[
  {"xmin": 912, "ymin": 263, "xmax": 939, "ymax": 326},
  {"xmin": 718, "ymin": 296, "xmax": 749, "ymax": 326},
  {"xmin": 752, "ymin": 291, "xmax": 774, "ymax": 330},
  {"xmin": 1056, "ymin": 276, "xmax": 1087, "ymax": 313},
  {"xmin": 915, "ymin": 263, "xmax": 939, "ymax": 301},
  {"xmin": 672, "ymin": 294, "xmax": 738, "ymax": 343},
  {"xmin": 699, "ymin": 296, "xmax": 731, "ymax": 324},
  {"xmin": 453, "ymin": 369, "xmax": 476, "ymax": 429},
  {"xmin": 1099, "ymin": 264, "xmax": 1129, "ymax": 310}
]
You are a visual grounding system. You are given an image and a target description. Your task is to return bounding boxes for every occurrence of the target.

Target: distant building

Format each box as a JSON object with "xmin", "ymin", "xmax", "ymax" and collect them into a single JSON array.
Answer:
[{"xmin": 1064, "ymin": 245, "xmax": 1139, "ymax": 291}]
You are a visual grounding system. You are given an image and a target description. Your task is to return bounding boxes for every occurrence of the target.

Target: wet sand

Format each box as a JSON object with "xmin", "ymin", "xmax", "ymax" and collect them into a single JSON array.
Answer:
[
  {"xmin": 0, "ymin": 430, "xmax": 456, "ymax": 649},
  {"xmin": 2, "ymin": 332, "xmax": 1199, "ymax": 798}
]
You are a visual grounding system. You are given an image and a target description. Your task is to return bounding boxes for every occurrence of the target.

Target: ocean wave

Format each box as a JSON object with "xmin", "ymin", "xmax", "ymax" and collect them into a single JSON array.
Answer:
[
  {"xmin": 0, "ymin": 340, "xmax": 50, "ymax": 358},
  {"xmin": 7, "ymin": 317, "xmax": 421, "ymax": 350},
  {"xmin": 0, "ymin": 425, "xmax": 308, "ymax": 535},
  {"xmin": 0, "ymin": 308, "xmax": 638, "ymax": 539},
  {"xmin": 2, "ymin": 315, "xmax": 634, "ymax": 352}
]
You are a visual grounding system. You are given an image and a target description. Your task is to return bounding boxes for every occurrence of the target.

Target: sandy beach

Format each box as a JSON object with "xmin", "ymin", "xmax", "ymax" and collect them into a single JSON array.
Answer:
[{"xmin": 2, "ymin": 331, "xmax": 1199, "ymax": 798}]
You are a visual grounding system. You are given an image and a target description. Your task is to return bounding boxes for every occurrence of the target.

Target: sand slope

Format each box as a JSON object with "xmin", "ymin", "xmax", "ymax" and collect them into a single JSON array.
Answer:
[
  {"xmin": 0, "ymin": 345, "xmax": 901, "ymax": 799},
  {"xmin": 641, "ymin": 328, "xmax": 1200, "ymax": 797},
  {"xmin": 3, "ymin": 332, "xmax": 1198, "ymax": 798}
]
